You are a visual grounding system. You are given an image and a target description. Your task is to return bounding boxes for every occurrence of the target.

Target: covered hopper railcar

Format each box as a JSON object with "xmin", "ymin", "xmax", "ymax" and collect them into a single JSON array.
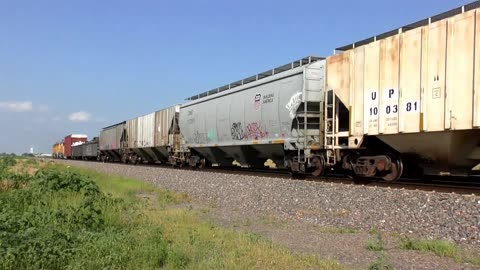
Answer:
[
  {"xmin": 124, "ymin": 105, "xmax": 183, "ymax": 164},
  {"xmin": 72, "ymin": 138, "xmax": 99, "ymax": 160},
  {"xmin": 179, "ymin": 56, "xmax": 326, "ymax": 175},
  {"xmin": 99, "ymin": 122, "xmax": 126, "ymax": 162},
  {"xmin": 324, "ymin": 2, "xmax": 480, "ymax": 178}
]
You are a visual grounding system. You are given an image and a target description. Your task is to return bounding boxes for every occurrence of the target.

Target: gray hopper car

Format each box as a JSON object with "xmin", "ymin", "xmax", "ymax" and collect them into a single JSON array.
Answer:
[
  {"xmin": 179, "ymin": 56, "xmax": 325, "ymax": 175},
  {"xmin": 123, "ymin": 106, "xmax": 181, "ymax": 164},
  {"xmin": 72, "ymin": 138, "xmax": 99, "ymax": 160},
  {"xmin": 99, "ymin": 121, "xmax": 126, "ymax": 162}
]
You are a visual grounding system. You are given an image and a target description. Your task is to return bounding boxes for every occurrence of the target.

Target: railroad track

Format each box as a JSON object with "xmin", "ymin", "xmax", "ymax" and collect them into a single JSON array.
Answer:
[{"xmin": 54, "ymin": 159, "xmax": 480, "ymax": 195}]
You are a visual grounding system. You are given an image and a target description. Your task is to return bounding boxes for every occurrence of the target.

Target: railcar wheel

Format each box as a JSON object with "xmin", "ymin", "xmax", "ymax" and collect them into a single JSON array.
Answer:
[
  {"xmin": 311, "ymin": 156, "xmax": 325, "ymax": 177},
  {"xmin": 198, "ymin": 158, "xmax": 206, "ymax": 169},
  {"xmin": 382, "ymin": 156, "xmax": 403, "ymax": 182}
]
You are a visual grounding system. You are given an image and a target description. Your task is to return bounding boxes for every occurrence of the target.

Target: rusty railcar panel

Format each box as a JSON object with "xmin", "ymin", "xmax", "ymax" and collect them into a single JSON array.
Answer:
[
  {"xmin": 399, "ymin": 27, "xmax": 422, "ymax": 133},
  {"xmin": 476, "ymin": 10, "xmax": 480, "ymax": 127},
  {"xmin": 351, "ymin": 47, "xmax": 365, "ymax": 136},
  {"xmin": 326, "ymin": 52, "xmax": 350, "ymax": 108},
  {"xmin": 424, "ymin": 20, "xmax": 447, "ymax": 132},
  {"xmin": 363, "ymin": 41, "xmax": 380, "ymax": 135},
  {"xmin": 379, "ymin": 35, "xmax": 400, "ymax": 134},
  {"xmin": 154, "ymin": 106, "xmax": 179, "ymax": 147},
  {"xmin": 446, "ymin": 10, "xmax": 475, "ymax": 130}
]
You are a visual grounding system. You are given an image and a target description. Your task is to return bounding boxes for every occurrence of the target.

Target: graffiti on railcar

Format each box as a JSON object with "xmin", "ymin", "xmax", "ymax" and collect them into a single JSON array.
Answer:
[
  {"xmin": 207, "ymin": 129, "xmax": 217, "ymax": 142},
  {"xmin": 231, "ymin": 122, "xmax": 244, "ymax": 140},
  {"xmin": 244, "ymin": 122, "xmax": 269, "ymax": 140},
  {"xmin": 286, "ymin": 92, "xmax": 302, "ymax": 119},
  {"xmin": 135, "ymin": 140, "xmax": 153, "ymax": 147},
  {"xmin": 193, "ymin": 131, "xmax": 208, "ymax": 144}
]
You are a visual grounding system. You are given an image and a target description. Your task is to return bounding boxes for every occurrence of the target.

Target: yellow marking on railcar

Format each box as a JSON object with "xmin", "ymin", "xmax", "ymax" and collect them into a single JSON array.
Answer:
[
  {"xmin": 252, "ymin": 141, "xmax": 259, "ymax": 144},
  {"xmin": 420, "ymin": 113, "xmax": 424, "ymax": 131},
  {"xmin": 272, "ymin": 139, "xmax": 285, "ymax": 144},
  {"xmin": 349, "ymin": 106, "xmax": 352, "ymax": 136},
  {"xmin": 264, "ymin": 159, "xmax": 277, "ymax": 168}
]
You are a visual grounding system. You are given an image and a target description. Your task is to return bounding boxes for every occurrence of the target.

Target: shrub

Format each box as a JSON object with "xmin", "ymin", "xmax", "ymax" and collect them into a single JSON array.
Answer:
[{"xmin": 0, "ymin": 166, "xmax": 169, "ymax": 270}]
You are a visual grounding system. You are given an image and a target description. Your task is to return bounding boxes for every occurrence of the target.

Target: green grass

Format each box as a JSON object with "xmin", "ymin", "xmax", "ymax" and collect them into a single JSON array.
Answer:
[
  {"xmin": 400, "ymin": 238, "xmax": 458, "ymax": 257},
  {"xmin": 321, "ymin": 227, "xmax": 358, "ymax": 234},
  {"xmin": 368, "ymin": 256, "xmax": 394, "ymax": 270},
  {"xmin": 366, "ymin": 231, "xmax": 385, "ymax": 252},
  {"xmin": 399, "ymin": 237, "xmax": 480, "ymax": 266},
  {"xmin": 366, "ymin": 239, "xmax": 385, "ymax": 252},
  {"xmin": 0, "ymin": 159, "xmax": 344, "ymax": 270},
  {"xmin": 366, "ymin": 229, "xmax": 394, "ymax": 269}
]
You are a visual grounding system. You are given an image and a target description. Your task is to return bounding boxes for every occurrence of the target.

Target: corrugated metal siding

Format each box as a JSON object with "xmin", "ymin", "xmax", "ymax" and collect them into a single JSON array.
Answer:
[
  {"xmin": 126, "ymin": 118, "xmax": 138, "ymax": 148},
  {"xmin": 351, "ymin": 47, "xmax": 365, "ymax": 136},
  {"xmin": 154, "ymin": 106, "xmax": 178, "ymax": 147},
  {"xmin": 99, "ymin": 124, "xmax": 124, "ymax": 150},
  {"xmin": 84, "ymin": 142, "xmax": 98, "ymax": 157},
  {"xmin": 379, "ymin": 35, "xmax": 400, "ymax": 134},
  {"xmin": 136, "ymin": 113, "xmax": 155, "ymax": 148},
  {"xmin": 326, "ymin": 53, "xmax": 350, "ymax": 107},
  {"xmin": 363, "ymin": 41, "xmax": 380, "ymax": 135},
  {"xmin": 446, "ymin": 10, "xmax": 475, "ymax": 130},
  {"xmin": 399, "ymin": 27, "xmax": 422, "ymax": 133},
  {"xmin": 424, "ymin": 19, "xmax": 447, "ymax": 132},
  {"xmin": 333, "ymin": 7, "xmax": 480, "ymax": 138}
]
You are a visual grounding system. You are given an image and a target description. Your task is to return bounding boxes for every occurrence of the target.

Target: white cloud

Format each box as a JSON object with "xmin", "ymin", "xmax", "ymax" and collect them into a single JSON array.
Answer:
[
  {"xmin": 0, "ymin": 101, "xmax": 33, "ymax": 112},
  {"xmin": 69, "ymin": 111, "xmax": 92, "ymax": 122}
]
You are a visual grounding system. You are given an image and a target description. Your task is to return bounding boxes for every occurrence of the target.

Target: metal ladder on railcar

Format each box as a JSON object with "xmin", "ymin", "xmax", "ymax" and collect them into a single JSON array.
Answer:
[
  {"xmin": 296, "ymin": 67, "xmax": 322, "ymax": 166},
  {"xmin": 324, "ymin": 89, "xmax": 336, "ymax": 166}
]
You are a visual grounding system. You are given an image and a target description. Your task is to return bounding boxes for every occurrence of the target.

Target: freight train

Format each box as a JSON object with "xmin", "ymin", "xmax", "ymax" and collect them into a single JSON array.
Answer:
[{"xmin": 54, "ymin": 2, "xmax": 480, "ymax": 181}]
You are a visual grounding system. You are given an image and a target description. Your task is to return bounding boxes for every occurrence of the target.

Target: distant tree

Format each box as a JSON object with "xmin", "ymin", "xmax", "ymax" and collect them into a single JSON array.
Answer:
[
  {"xmin": 22, "ymin": 153, "xmax": 34, "ymax": 157},
  {"xmin": 9, "ymin": 153, "xmax": 16, "ymax": 157}
]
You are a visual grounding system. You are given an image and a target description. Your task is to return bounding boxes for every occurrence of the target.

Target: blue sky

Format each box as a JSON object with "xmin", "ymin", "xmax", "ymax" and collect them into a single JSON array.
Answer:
[{"xmin": 0, "ymin": 0, "xmax": 471, "ymax": 153}]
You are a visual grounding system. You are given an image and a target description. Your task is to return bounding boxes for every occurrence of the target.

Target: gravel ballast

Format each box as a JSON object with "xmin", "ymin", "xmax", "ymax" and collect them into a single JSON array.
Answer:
[{"xmin": 59, "ymin": 160, "xmax": 480, "ymax": 246}]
